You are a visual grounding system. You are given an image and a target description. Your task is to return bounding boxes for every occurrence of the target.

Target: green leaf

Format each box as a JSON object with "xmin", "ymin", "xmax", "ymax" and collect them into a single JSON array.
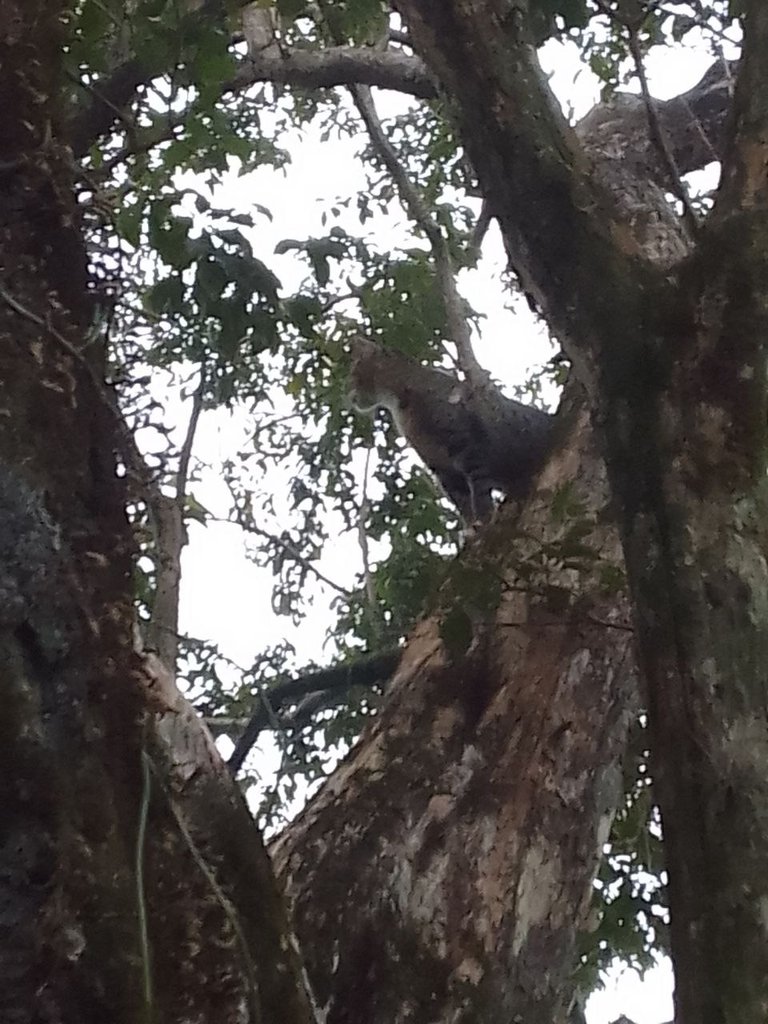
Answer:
[
  {"xmin": 185, "ymin": 494, "xmax": 211, "ymax": 525},
  {"xmin": 144, "ymin": 275, "xmax": 185, "ymax": 316},
  {"xmin": 114, "ymin": 204, "xmax": 143, "ymax": 249}
]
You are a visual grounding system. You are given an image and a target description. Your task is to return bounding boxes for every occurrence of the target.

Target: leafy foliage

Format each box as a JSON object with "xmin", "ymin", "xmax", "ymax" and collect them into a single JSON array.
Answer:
[{"xmin": 577, "ymin": 720, "xmax": 668, "ymax": 993}]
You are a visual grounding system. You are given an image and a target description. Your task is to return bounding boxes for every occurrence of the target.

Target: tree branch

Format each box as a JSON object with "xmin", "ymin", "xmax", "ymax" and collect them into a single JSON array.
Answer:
[
  {"xmin": 70, "ymin": 43, "xmax": 436, "ymax": 158},
  {"xmin": 393, "ymin": 2, "xmax": 652, "ymax": 378},
  {"xmin": 145, "ymin": 366, "xmax": 207, "ymax": 669},
  {"xmin": 243, "ymin": 520, "xmax": 354, "ymax": 598},
  {"xmin": 350, "ymin": 82, "xmax": 485, "ymax": 384},
  {"xmin": 626, "ymin": 26, "xmax": 699, "ymax": 233},
  {"xmin": 67, "ymin": 0, "xmax": 253, "ymax": 156},
  {"xmin": 358, "ymin": 447, "xmax": 378, "ymax": 618},
  {"xmin": 715, "ymin": 3, "xmax": 768, "ymax": 214},
  {"xmin": 227, "ymin": 647, "xmax": 401, "ymax": 773},
  {"xmin": 226, "ymin": 46, "xmax": 435, "ymax": 102},
  {"xmin": 576, "ymin": 58, "xmax": 733, "ymax": 183},
  {"xmin": 69, "ymin": 59, "xmax": 148, "ymax": 158}
]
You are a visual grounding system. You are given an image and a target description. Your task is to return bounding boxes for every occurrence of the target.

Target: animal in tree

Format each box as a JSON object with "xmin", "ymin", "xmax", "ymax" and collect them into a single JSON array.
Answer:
[{"xmin": 349, "ymin": 336, "xmax": 555, "ymax": 523}]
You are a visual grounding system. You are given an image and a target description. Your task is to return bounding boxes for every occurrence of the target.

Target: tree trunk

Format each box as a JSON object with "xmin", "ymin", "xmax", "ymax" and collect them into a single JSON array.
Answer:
[
  {"xmin": 392, "ymin": 3, "xmax": 768, "ymax": 1020},
  {"xmin": 271, "ymin": 43, "xmax": 739, "ymax": 1024},
  {"xmin": 0, "ymin": 4, "xmax": 312, "ymax": 1021},
  {"xmin": 273, "ymin": 403, "xmax": 639, "ymax": 1023},
  {"xmin": 605, "ymin": 233, "xmax": 768, "ymax": 1022}
]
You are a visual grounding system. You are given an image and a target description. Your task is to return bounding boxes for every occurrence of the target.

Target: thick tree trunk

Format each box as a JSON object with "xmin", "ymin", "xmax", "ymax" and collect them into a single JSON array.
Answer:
[
  {"xmin": 604, "ymin": 233, "xmax": 768, "ymax": 1022},
  {"xmin": 393, "ymin": 3, "xmax": 768, "ymax": 1020},
  {"xmin": 273, "ymin": 405, "xmax": 638, "ymax": 1023},
  {"xmin": 0, "ymin": 5, "xmax": 312, "ymax": 1021}
]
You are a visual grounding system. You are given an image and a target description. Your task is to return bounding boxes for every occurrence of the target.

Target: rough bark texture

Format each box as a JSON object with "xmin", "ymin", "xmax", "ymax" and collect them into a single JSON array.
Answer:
[
  {"xmin": 272, "ymin": 403, "xmax": 638, "ymax": 1024},
  {"xmin": 0, "ymin": 4, "xmax": 312, "ymax": 1022},
  {"xmin": 392, "ymin": 3, "xmax": 768, "ymax": 1021}
]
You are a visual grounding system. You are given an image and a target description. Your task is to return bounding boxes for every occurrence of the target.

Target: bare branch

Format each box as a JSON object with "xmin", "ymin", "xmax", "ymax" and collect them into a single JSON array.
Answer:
[
  {"xmin": 258, "ymin": 524, "xmax": 353, "ymax": 598},
  {"xmin": 213, "ymin": 514, "xmax": 353, "ymax": 598},
  {"xmin": 146, "ymin": 366, "xmax": 207, "ymax": 669},
  {"xmin": 358, "ymin": 446, "xmax": 378, "ymax": 616},
  {"xmin": 228, "ymin": 647, "xmax": 401, "ymax": 773},
  {"xmin": 627, "ymin": 32, "xmax": 698, "ymax": 231},
  {"xmin": 226, "ymin": 45, "xmax": 435, "ymax": 102},
  {"xmin": 177, "ymin": 367, "xmax": 206, "ymax": 500},
  {"xmin": 70, "ymin": 42, "xmax": 436, "ymax": 158},
  {"xmin": 349, "ymin": 81, "xmax": 486, "ymax": 385},
  {"xmin": 469, "ymin": 198, "xmax": 493, "ymax": 255}
]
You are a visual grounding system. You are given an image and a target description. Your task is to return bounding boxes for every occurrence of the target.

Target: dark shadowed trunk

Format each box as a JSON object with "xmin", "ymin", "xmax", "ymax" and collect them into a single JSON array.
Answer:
[
  {"xmin": 393, "ymin": 3, "xmax": 768, "ymax": 1020},
  {"xmin": 0, "ymin": 3, "xmax": 312, "ymax": 1021}
]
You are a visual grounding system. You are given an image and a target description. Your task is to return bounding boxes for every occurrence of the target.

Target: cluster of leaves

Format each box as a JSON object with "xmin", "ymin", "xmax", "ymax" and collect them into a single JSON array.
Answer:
[
  {"xmin": 577, "ymin": 720, "xmax": 668, "ymax": 992},
  {"xmin": 69, "ymin": 0, "xmax": 478, "ymax": 791},
  {"xmin": 570, "ymin": 0, "xmax": 740, "ymax": 96}
]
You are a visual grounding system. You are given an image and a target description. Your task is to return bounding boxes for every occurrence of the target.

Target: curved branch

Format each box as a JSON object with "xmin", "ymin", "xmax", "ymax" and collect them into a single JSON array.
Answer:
[
  {"xmin": 70, "ymin": 43, "xmax": 436, "ymax": 157},
  {"xmin": 228, "ymin": 647, "xmax": 401, "ymax": 774}
]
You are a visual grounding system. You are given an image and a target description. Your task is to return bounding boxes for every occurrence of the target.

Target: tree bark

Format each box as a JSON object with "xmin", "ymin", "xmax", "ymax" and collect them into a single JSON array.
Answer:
[
  {"xmin": 0, "ymin": 4, "xmax": 313, "ymax": 1021},
  {"xmin": 267, "ymin": 45, "xmax": 741, "ymax": 1024},
  {"xmin": 273, "ymin": 402, "xmax": 639, "ymax": 1024},
  {"xmin": 392, "ymin": 3, "xmax": 768, "ymax": 1020}
]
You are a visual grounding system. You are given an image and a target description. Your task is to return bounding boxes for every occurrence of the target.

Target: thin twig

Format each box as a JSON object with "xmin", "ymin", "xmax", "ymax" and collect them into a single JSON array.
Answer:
[
  {"xmin": 358, "ymin": 446, "xmax": 378, "ymax": 614},
  {"xmin": 315, "ymin": 0, "xmax": 485, "ymax": 387},
  {"xmin": 255, "ymin": 523, "xmax": 353, "ymax": 598},
  {"xmin": 469, "ymin": 199, "xmax": 493, "ymax": 256},
  {"xmin": 211, "ymin": 515, "xmax": 353, "ymax": 598},
  {"xmin": 592, "ymin": 0, "xmax": 699, "ymax": 233},
  {"xmin": 177, "ymin": 365, "xmax": 207, "ymax": 502},
  {"xmin": 627, "ymin": 29, "xmax": 700, "ymax": 233},
  {"xmin": 351, "ymin": 84, "xmax": 486, "ymax": 386}
]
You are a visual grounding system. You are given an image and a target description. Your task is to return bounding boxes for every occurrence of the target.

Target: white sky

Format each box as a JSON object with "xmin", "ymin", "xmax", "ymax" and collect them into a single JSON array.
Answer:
[{"xmin": 171, "ymin": 27, "xmax": 735, "ymax": 1024}]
